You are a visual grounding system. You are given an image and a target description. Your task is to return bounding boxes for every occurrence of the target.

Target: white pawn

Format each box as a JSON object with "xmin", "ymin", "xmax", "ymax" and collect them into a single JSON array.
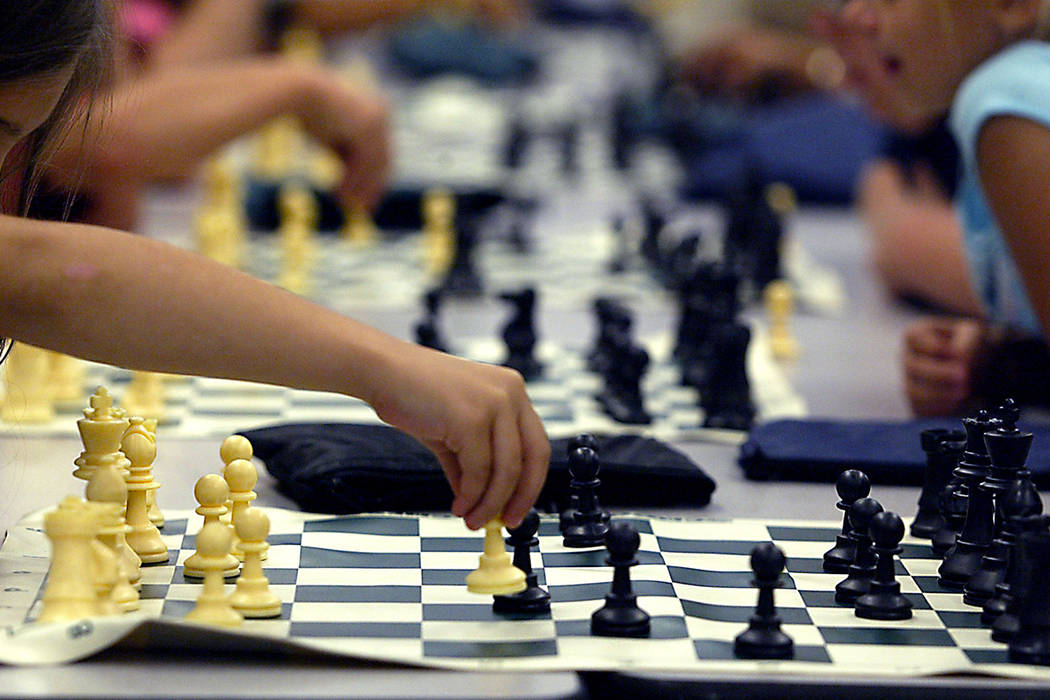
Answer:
[
  {"xmin": 121, "ymin": 418, "xmax": 168, "ymax": 564},
  {"xmin": 184, "ymin": 474, "xmax": 240, "ymax": 579},
  {"xmin": 765, "ymin": 280, "xmax": 799, "ymax": 361},
  {"xmin": 465, "ymin": 519, "xmax": 526, "ymax": 595},
  {"xmin": 183, "ymin": 521, "xmax": 243, "ymax": 628},
  {"xmin": 142, "ymin": 417, "xmax": 164, "ymax": 528},
  {"xmin": 219, "ymin": 435, "xmax": 253, "ymax": 527},
  {"xmin": 224, "ymin": 458, "xmax": 260, "ymax": 562},
  {"xmin": 85, "ymin": 461, "xmax": 141, "ymax": 609},
  {"xmin": 38, "ymin": 498, "xmax": 103, "ymax": 623},
  {"xmin": 229, "ymin": 508, "xmax": 282, "ymax": 618}
]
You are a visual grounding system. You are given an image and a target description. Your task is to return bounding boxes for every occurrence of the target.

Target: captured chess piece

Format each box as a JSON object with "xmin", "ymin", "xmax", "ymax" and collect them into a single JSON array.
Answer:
[
  {"xmin": 912, "ymin": 429, "xmax": 965, "ymax": 539},
  {"xmin": 823, "ymin": 469, "xmax": 871, "ymax": 573},
  {"xmin": 855, "ymin": 511, "xmax": 912, "ymax": 620},
  {"xmin": 835, "ymin": 496, "xmax": 883, "ymax": 604},
  {"xmin": 493, "ymin": 510, "xmax": 551, "ymax": 615},
  {"xmin": 734, "ymin": 542, "xmax": 793, "ymax": 659},
  {"xmin": 229, "ymin": 508, "xmax": 282, "ymax": 618},
  {"xmin": 591, "ymin": 520, "xmax": 650, "ymax": 638},
  {"xmin": 466, "ymin": 520, "xmax": 527, "ymax": 595},
  {"xmin": 184, "ymin": 520, "xmax": 244, "ymax": 628},
  {"xmin": 764, "ymin": 280, "xmax": 798, "ymax": 361},
  {"xmin": 562, "ymin": 446, "xmax": 610, "ymax": 548}
]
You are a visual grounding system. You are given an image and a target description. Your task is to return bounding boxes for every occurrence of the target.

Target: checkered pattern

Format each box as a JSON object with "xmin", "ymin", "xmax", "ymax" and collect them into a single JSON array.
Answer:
[
  {"xmin": 9, "ymin": 509, "xmax": 1048, "ymax": 677},
  {"xmin": 0, "ymin": 332, "xmax": 806, "ymax": 440}
]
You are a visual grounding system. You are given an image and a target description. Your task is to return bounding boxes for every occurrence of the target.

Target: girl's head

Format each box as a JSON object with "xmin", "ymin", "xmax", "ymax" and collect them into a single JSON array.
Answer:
[
  {"xmin": 0, "ymin": 0, "xmax": 112, "ymax": 212},
  {"xmin": 849, "ymin": 0, "xmax": 1047, "ymax": 123}
]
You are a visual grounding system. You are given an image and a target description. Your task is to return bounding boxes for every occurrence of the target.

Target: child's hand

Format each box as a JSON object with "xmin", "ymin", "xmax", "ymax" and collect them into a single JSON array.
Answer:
[
  {"xmin": 901, "ymin": 317, "xmax": 984, "ymax": 416},
  {"xmin": 366, "ymin": 343, "xmax": 550, "ymax": 531}
]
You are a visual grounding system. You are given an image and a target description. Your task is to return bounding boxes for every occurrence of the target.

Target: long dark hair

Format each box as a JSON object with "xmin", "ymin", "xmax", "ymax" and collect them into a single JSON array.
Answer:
[{"xmin": 0, "ymin": 0, "xmax": 113, "ymax": 216}]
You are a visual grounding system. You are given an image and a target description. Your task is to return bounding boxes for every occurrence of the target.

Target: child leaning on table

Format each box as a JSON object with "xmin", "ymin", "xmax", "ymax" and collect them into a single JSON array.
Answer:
[
  {"xmin": 839, "ymin": 0, "xmax": 1050, "ymax": 416},
  {"xmin": 0, "ymin": 0, "xmax": 549, "ymax": 530}
]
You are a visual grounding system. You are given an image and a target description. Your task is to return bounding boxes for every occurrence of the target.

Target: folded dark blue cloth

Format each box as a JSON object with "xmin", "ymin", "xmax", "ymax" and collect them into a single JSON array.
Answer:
[
  {"xmin": 740, "ymin": 418, "xmax": 1050, "ymax": 486},
  {"xmin": 386, "ymin": 19, "xmax": 538, "ymax": 85},
  {"xmin": 241, "ymin": 423, "xmax": 715, "ymax": 514}
]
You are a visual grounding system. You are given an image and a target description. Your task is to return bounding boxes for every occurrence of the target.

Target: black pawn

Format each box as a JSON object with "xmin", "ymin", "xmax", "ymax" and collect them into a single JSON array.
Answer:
[
  {"xmin": 734, "ymin": 542, "xmax": 793, "ymax": 659},
  {"xmin": 855, "ymin": 511, "xmax": 913, "ymax": 620},
  {"xmin": 835, "ymin": 497, "xmax": 883, "ymax": 604},
  {"xmin": 983, "ymin": 478, "xmax": 1044, "ymax": 626},
  {"xmin": 911, "ymin": 429, "xmax": 964, "ymax": 539},
  {"xmin": 591, "ymin": 521, "xmax": 650, "ymax": 638},
  {"xmin": 493, "ymin": 510, "xmax": 551, "ymax": 615},
  {"xmin": 563, "ymin": 446, "xmax": 609, "ymax": 548},
  {"xmin": 992, "ymin": 514, "xmax": 1049, "ymax": 642},
  {"xmin": 1008, "ymin": 527, "xmax": 1050, "ymax": 665},
  {"xmin": 823, "ymin": 469, "xmax": 871, "ymax": 573},
  {"xmin": 559, "ymin": 435, "xmax": 606, "ymax": 535}
]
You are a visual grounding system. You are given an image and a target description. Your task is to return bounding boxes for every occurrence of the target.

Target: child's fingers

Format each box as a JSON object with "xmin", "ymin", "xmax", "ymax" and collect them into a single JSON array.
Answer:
[
  {"xmin": 463, "ymin": 408, "xmax": 522, "ymax": 530},
  {"xmin": 448, "ymin": 424, "xmax": 493, "ymax": 527},
  {"xmin": 499, "ymin": 409, "xmax": 550, "ymax": 529},
  {"xmin": 903, "ymin": 350, "xmax": 968, "ymax": 388}
]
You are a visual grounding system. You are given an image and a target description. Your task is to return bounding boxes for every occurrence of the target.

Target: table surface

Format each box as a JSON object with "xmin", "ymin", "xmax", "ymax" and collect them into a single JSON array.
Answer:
[{"xmin": 0, "ymin": 24, "xmax": 1030, "ymax": 700}]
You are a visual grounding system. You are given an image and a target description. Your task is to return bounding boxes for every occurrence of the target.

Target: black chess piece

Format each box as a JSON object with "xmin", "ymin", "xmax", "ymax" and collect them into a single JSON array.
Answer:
[
  {"xmin": 1008, "ymin": 527, "xmax": 1050, "ymax": 665},
  {"xmin": 590, "ymin": 521, "xmax": 650, "ymax": 638},
  {"xmin": 413, "ymin": 288, "xmax": 448, "ymax": 353},
  {"xmin": 992, "ymin": 514, "xmax": 1049, "ymax": 643},
  {"xmin": 734, "ymin": 542, "xmax": 793, "ymax": 659},
  {"xmin": 503, "ymin": 115, "xmax": 529, "ymax": 170},
  {"xmin": 911, "ymin": 428, "xmax": 964, "ymax": 539},
  {"xmin": 964, "ymin": 413, "xmax": 1033, "ymax": 606},
  {"xmin": 596, "ymin": 339, "xmax": 652, "ymax": 425},
  {"xmin": 699, "ymin": 320, "xmax": 754, "ymax": 431},
  {"xmin": 499, "ymin": 287, "xmax": 543, "ymax": 381},
  {"xmin": 835, "ymin": 497, "xmax": 883, "ymax": 604},
  {"xmin": 558, "ymin": 434, "xmax": 606, "ymax": 534},
  {"xmin": 931, "ymin": 432, "xmax": 969, "ymax": 555},
  {"xmin": 939, "ymin": 411, "xmax": 997, "ymax": 589},
  {"xmin": 559, "ymin": 118, "xmax": 580, "ymax": 179},
  {"xmin": 588, "ymin": 297, "xmax": 632, "ymax": 374},
  {"xmin": 983, "ymin": 476, "xmax": 1044, "ymax": 626},
  {"xmin": 440, "ymin": 215, "xmax": 484, "ymax": 297},
  {"xmin": 493, "ymin": 510, "xmax": 551, "ymax": 615},
  {"xmin": 562, "ymin": 446, "xmax": 609, "ymax": 548},
  {"xmin": 855, "ymin": 511, "xmax": 913, "ymax": 620},
  {"xmin": 823, "ymin": 469, "xmax": 872, "ymax": 573}
]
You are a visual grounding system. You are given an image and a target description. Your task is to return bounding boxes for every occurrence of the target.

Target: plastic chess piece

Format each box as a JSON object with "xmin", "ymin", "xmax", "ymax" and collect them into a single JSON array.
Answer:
[
  {"xmin": 835, "ymin": 497, "xmax": 883, "ymax": 604},
  {"xmin": 1008, "ymin": 527, "xmax": 1050, "ymax": 665},
  {"xmin": 983, "ymin": 477, "xmax": 1044, "ymax": 625},
  {"xmin": 562, "ymin": 446, "xmax": 610, "ymax": 548},
  {"xmin": 939, "ymin": 411, "xmax": 997, "ymax": 589},
  {"xmin": 992, "ymin": 514, "xmax": 1049, "ymax": 643},
  {"xmin": 184, "ymin": 474, "xmax": 240, "ymax": 579},
  {"xmin": 184, "ymin": 521, "xmax": 244, "ymax": 628},
  {"xmin": 764, "ymin": 280, "xmax": 798, "ymax": 361},
  {"xmin": 122, "ymin": 371, "xmax": 165, "ymax": 422},
  {"xmin": 499, "ymin": 287, "xmax": 543, "ymax": 381},
  {"xmin": 85, "ymin": 462, "xmax": 141, "ymax": 610},
  {"xmin": 224, "ymin": 458, "xmax": 260, "ymax": 562},
  {"xmin": 559, "ymin": 434, "xmax": 603, "ymax": 533},
  {"xmin": 734, "ymin": 542, "xmax": 793, "ymax": 659},
  {"xmin": 229, "ymin": 508, "xmax": 282, "ymax": 618},
  {"xmin": 38, "ymin": 498, "xmax": 106, "ymax": 623},
  {"xmin": 823, "ymin": 469, "xmax": 871, "ymax": 573},
  {"xmin": 73, "ymin": 386, "xmax": 130, "ymax": 483},
  {"xmin": 1, "ymin": 342, "xmax": 54, "ymax": 423},
  {"xmin": 493, "ymin": 510, "xmax": 551, "ymax": 615},
  {"xmin": 121, "ymin": 418, "xmax": 168, "ymax": 564},
  {"xmin": 911, "ymin": 429, "xmax": 964, "ymax": 539},
  {"xmin": 591, "ymin": 521, "xmax": 650, "ymax": 638},
  {"xmin": 966, "ymin": 417, "xmax": 1034, "ymax": 606},
  {"xmin": 466, "ymin": 520, "xmax": 526, "ymax": 595},
  {"xmin": 855, "ymin": 511, "xmax": 913, "ymax": 620}
]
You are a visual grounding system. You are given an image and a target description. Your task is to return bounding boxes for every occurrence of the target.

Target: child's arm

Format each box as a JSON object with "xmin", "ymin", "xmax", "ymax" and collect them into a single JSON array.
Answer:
[
  {"xmin": 44, "ymin": 59, "xmax": 389, "ymax": 228},
  {"xmin": 977, "ymin": 115, "xmax": 1050, "ymax": 340},
  {"xmin": 0, "ymin": 215, "xmax": 548, "ymax": 528}
]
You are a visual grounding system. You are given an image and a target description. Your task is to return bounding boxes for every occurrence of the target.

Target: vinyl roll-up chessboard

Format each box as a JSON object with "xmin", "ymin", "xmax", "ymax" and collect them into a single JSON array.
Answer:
[{"xmin": 0, "ymin": 508, "xmax": 1048, "ymax": 679}]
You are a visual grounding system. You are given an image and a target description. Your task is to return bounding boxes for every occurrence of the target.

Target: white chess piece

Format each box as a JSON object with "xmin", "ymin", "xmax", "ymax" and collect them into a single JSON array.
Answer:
[
  {"xmin": 184, "ymin": 521, "xmax": 244, "ymax": 628},
  {"xmin": 73, "ymin": 387, "xmax": 130, "ymax": 483},
  {"xmin": 121, "ymin": 418, "xmax": 168, "ymax": 564},
  {"xmin": 85, "ymin": 460, "xmax": 141, "ymax": 608},
  {"xmin": 465, "ymin": 519, "xmax": 526, "ymax": 595},
  {"xmin": 38, "ymin": 498, "xmax": 105, "ymax": 622},
  {"xmin": 229, "ymin": 508, "xmax": 282, "ymax": 618},
  {"xmin": 224, "ymin": 458, "xmax": 261, "ymax": 562},
  {"xmin": 184, "ymin": 474, "xmax": 240, "ymax": 579}
]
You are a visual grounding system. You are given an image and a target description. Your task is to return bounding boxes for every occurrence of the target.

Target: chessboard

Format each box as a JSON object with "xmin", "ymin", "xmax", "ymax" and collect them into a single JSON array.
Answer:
[
  {"xmin": 0, "ymin": 331, "xmax": 806, "ymax": 441},
  {"xmin": 0, "ymin": 507, "xmax": 1045, "ymax": 679}
]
